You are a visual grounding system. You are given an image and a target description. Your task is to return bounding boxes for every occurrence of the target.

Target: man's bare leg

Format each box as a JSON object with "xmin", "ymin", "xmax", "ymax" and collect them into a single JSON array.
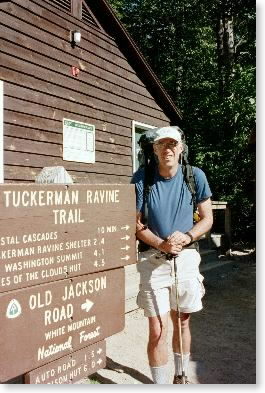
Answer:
[
  {"xmin": 171, "ymin": 311, "xmax": 191, "ymax": 383},
  {"xmin": 148, "ymin": 313, "xmax": 169, "ymax": 383},
  {"xmin": 171, "ymin": 311, "xmax": 191, "ymax": 353}
]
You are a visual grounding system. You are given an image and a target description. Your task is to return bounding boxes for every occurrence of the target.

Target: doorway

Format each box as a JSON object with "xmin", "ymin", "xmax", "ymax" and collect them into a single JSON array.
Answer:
[{"xmin": 132, "ymin": 121, "xmax": 156, "ymax": 173}]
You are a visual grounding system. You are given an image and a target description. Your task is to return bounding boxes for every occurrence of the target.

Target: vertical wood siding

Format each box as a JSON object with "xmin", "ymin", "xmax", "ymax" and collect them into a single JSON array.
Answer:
[{"xmin": 0, "ymin": 0, "xmax": 170, "ymax": 184}]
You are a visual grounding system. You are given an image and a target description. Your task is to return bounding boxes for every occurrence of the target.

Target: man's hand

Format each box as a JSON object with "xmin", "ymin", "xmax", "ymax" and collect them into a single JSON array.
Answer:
[
  {"xmin": 135, "ymin": 212, "xmax": 192, "ymax": 255},
  {"xmin": 166, "ymin": 231, "xmax": 191, "ymax": 247},
  {"xmin": 158, "ymin": 240, "xmax": 183, "ymax": 255}
]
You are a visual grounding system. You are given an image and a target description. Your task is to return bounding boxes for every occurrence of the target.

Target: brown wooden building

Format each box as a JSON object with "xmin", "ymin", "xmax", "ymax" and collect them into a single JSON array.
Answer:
[
  {"xmin": 0, "ymin": 1, "xmax": 230, "ymax": 314},
  {"xmin": 0, "ymin": 0, "xmax": 182, "ymax": 185}
]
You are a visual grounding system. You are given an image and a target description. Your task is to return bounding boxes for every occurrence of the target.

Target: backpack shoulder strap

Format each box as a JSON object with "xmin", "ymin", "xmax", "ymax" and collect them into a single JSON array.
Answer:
[
  {"xmin": 181, "ymin": 163, "xmax": 197, "ymax": 213},
  {"xmin": 142, "ymin": 153, "xmax": 156, "ymax": 225},
  {"xmin": 179, "ymin": 135, "xmax": 197, "ymax": 212}
]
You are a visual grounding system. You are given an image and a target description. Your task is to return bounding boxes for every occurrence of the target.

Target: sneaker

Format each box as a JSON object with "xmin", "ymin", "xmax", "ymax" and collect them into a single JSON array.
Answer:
[{"xmin": 173, "ymin": 375, "xmax": 191, "ymax": 384}]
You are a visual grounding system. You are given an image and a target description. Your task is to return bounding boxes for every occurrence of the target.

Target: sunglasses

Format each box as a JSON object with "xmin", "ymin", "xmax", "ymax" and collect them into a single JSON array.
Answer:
[{"xmin": 154, "ymin": 141, "xmax": 179, "ymax": 149}]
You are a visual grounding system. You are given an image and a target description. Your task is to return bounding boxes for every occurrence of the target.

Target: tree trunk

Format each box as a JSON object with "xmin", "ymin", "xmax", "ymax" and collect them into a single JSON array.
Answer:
[{"xmin": 216, "ymin": 0, "xmax": 235, "ymax": 98}]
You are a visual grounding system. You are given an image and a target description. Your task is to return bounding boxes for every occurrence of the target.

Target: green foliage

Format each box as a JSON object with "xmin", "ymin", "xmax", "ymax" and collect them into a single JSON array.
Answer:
[{"xmin": 109, "ymin": 0, "xmax": 255, "ymax": 243}]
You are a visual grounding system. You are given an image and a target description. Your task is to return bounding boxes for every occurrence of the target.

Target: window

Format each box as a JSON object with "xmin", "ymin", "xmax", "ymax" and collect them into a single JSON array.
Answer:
[{"xmin": 132, "ymin": 121, "xmax": 156, "ymax": 173}]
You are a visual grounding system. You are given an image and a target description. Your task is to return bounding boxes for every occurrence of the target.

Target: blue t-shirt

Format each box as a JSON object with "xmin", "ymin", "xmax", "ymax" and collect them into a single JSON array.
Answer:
[{"xmin": 131, "ymin": 165, "xmax": 212, "ymax": 240}]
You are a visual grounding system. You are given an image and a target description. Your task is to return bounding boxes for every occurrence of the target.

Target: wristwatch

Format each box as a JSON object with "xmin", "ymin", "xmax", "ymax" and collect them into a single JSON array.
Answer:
[{"xmin": 185, "ymin": 231, "xmax": 193, "ymax": 243}]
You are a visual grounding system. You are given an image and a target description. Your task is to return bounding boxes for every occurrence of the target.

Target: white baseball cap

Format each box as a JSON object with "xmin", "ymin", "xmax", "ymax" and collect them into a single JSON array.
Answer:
[{"xmin": 153, "ymin": 126, "xmax": 182, "ymax": 143}]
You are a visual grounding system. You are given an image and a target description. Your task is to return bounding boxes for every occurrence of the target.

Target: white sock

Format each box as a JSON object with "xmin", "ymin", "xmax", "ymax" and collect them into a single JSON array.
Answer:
[
  {"xmin": 173, "ymin": 352, "xmax": 190, "ymax": 376},
  {"xmin": 150, "ymin": 364, "xmax": 169, "ymax": 384}
]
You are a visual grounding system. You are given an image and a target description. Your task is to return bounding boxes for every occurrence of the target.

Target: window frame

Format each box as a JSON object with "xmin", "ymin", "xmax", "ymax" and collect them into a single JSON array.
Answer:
[{"xmin": 131, "ymin": 120, "xmax": 156, "ymax": 173}]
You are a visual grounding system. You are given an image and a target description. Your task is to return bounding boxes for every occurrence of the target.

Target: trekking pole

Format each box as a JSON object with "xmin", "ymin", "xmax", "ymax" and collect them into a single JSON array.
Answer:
[{"xmin": 173, "ymin": 255, "xmax": 186, "ymax": 384}]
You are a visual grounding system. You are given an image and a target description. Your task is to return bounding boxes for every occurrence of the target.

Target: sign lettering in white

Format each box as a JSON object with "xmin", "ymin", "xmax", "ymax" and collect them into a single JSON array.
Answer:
[
  {"xmin": 24, "ymin": 340, "xmax": 106, "ymax": 384},
  {"xmin": 0, "ymin": 184, "xmax": 136, "ymax": 291},
  {"xmin": 0, "ymin": 269, "xmax": 124, "ymax": 382}
]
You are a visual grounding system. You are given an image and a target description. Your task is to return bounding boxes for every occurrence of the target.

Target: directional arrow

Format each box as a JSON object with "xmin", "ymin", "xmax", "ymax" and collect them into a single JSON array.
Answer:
[
  {"xmin": 121, "ymin": 255, "xmax": 130, "ymax": 261},
  {"xmin": 81, "ymin": 299, "xmax": 94, "ymax": 313},
  {"xmin": 121, "ymin": 235, "xmax": 130, "ymax": 241},
  {"xmin": 121, "ymin": 245, "xmax": 130, "ymax": 250},
  {"xmin": 97, "ymin": 359, "xmax": 103, "ymax": 365},
  {"xmin": 97, "ymin": 348, "xmax": 103, "ymax": 355},
  {"xmin": 121, "ymin": 225, "xmax": 130, "ymax": 231}
]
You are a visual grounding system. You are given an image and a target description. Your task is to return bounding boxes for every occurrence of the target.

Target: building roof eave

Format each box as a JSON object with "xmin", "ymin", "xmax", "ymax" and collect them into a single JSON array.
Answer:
[{"xmin": 87, "ymin": 0, "xmax": 182, "ymax": 124}]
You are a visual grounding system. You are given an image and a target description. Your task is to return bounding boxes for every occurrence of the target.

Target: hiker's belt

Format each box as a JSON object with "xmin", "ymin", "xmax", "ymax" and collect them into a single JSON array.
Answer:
[
  {"xmin": 139, "ymin": 241, "xmax": 199, "ymax": 254},
  {"xmin": 184, "ymin": 241, "xmax": 199, "ymax": 249},
  {"xmin": 163, "ymin": 242, "xmax": 199, "ymax": 260}
]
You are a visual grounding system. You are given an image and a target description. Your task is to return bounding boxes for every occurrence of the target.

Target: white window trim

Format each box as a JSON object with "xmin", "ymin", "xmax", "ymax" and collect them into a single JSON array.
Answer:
[
  {"xmin": 0, "ymin": 81, "xmax": 3, "ymax": 183},
  {"xmin": 132, "ymin": 120, "xmax": 156, "ymax": 173}
]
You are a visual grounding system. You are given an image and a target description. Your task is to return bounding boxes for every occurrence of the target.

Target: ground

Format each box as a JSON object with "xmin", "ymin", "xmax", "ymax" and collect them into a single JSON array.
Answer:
[{"xmin": 80, "ymin": 252, "xmax": 256, "ymax": 384}]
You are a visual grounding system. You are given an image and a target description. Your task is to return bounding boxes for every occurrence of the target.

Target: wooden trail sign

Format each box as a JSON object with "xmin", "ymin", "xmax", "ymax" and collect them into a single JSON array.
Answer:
[
  {"xmin": 24, "ymin": 340, "xmax": 106, "ymax": 384},
  {"xmin": 0, "ymin": 184, "xmax": 136, "ymax": 292},
  {"xmin": 0, "ymin": 269, "xmax": 124, "ymax": 382}
]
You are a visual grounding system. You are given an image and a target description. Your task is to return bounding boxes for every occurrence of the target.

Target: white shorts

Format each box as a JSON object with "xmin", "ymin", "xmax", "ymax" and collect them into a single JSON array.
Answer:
[{"xmin": 136, "ymin": 249, "xmax": 205, "ymax": 317}]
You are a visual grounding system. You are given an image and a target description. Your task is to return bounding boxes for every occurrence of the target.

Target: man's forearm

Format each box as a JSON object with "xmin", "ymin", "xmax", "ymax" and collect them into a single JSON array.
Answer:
[
  {"xmin": 188, "ymin": 217, "xmax": 213, "ymax": 241},
  {"xmin": 136, "ymin": 226, "xmax": 163, "ymax": 250},
  {"xmin": 136, "ymin": 224, "xmax": 184, "ymax": 255}
]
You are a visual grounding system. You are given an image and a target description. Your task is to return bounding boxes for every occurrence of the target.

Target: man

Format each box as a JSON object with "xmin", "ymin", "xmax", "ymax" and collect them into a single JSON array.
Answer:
[{"xmin": 131, "ymin": 126, "xmax": 213, "ymax": 384}]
